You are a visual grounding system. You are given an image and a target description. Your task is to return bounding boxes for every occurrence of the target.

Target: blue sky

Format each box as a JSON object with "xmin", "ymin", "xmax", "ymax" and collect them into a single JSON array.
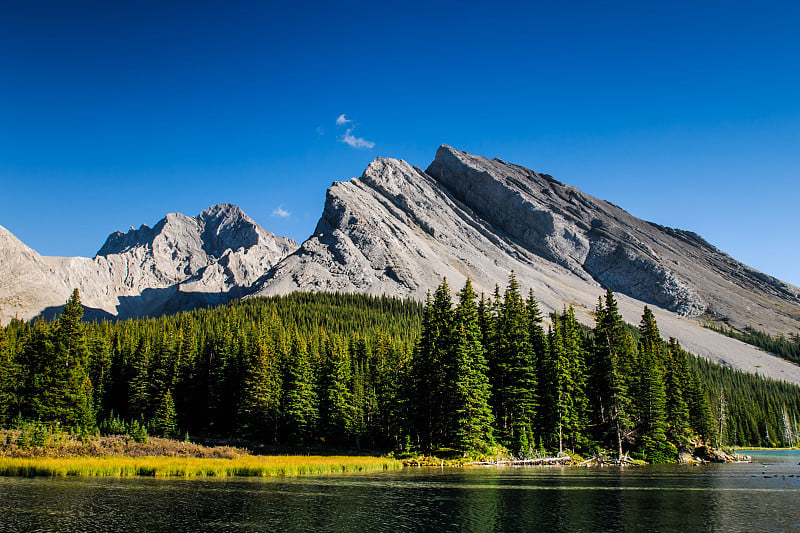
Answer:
[{"xmin": 1, "ymin": 1, "xmax": 799, "ymax": 286}]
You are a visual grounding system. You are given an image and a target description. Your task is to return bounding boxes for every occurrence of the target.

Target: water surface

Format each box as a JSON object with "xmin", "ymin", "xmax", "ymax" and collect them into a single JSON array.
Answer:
[{"xmin": 1, "ymin": 450, "xmax": 798, "ymax": 532}]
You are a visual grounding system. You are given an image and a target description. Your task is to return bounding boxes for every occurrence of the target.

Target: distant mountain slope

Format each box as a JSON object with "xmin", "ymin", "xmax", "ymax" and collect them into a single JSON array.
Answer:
[
  {"xmin": 253, "ymin": 145, "xmax": 800, "ymax": 384},
  {"xmin": 256, "ymin": 145, "xmax": 800, "ymax": 330},
  {"xmin": 0, "ymin": 204, "xmax": 297, "ymax": 322},
  {"xmin": 2, "ymin": 147, "xmax": 799, "ymax": 384}
]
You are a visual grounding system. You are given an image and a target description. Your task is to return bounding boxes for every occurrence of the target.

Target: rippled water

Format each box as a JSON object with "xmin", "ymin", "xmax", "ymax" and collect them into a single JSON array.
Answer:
[{"xmin": 1, "ymin": 450, "xmax": 799, "ymax": 532}]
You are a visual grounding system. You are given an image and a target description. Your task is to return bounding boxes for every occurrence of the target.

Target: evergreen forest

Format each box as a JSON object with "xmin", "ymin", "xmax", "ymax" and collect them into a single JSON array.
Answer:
[
  {"xmin": 703, "ymin": 322, "xmax": 800, "ymax": 365},
  {"xmin": 1, "ymin": 276, "xmax": 799, "ymax": 461}
]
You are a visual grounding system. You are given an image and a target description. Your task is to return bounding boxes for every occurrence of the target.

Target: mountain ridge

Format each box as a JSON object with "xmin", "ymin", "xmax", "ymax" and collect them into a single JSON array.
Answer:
[
  {"xmin": 0, "ymin": 204, "xmax": 297, "ymax": 323},
  {"xmin": 2, "ymin": 146, "xmax": 799, "ymax": 384}
]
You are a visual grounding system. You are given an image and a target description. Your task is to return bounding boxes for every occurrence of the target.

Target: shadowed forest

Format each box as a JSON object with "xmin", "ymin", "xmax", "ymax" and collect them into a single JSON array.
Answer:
[{"xmin": 1, "ymin": 274, "xmax": 799, "ymax": 461}]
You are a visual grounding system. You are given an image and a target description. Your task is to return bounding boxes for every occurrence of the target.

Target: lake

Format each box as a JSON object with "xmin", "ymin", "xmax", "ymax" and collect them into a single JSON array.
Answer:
[{"xmin": 1, "ymin": 450, "xmax": 798, "ymax": 532}]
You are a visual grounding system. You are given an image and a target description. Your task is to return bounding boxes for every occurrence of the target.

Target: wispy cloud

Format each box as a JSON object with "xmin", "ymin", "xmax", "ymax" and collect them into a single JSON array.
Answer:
[
  {"xmin": 271, "ymin": 206, "xmax": 291, "ymax": 218},
  {"xmin": 316, "ymin": 126, "xmax": 325, "ymax": 136},
  {"xmin": 341, "ymin": 128, "xmax": 375, "ymax": 149},
  {"xmin": 335, "ymin": 114, "xmax": 375, "ymax": 149}
]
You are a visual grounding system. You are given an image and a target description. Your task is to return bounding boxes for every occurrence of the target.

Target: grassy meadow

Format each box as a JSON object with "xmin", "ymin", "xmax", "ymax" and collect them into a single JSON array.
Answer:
[{"xmin": 0, "ymin": 454, "xmax": 401, "ymax": 478}]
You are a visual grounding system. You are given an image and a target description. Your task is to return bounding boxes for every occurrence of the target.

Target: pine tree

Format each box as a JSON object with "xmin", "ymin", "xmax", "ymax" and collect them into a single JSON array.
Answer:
[
  {"xmin": 663, "ymin": 337, "xmax": 690, "ymax": 443},
  {"xmin": 410, "ymin": 281, "xmax": 455, "ymax": 450},
  {"xmin": 493, "ymin": 273, "xmax": 537, "ymax": 456},
  {"xmin": 51, "ymin": 290, "xmax": 95, "ymax": 429},
  {"xmin": 151, "ymin": 390, "xmax": 178, "ymax": 437},
  {"xmin": 591, "ymin": 290, "xmax": 636, "ymax": 460},
  {"xmin": 128, "ymin": 335, "xmax": 151, "ymax": 421},
  {"xmin": 669, "ymin": 339, "xmax": 715, "ymax": 443},
  {"xmin": 561, "ymin": 306, "xmax": 589, "ymax": 450},
  {"xmin": 0, "ymin": 323, "xmax": 18, "ymax": 426},
  {"xmin": 320, "ymin": 336, "xmax": 356, "ymax": 445},
  {"xmin": 451, "ymin": 279, "xmax": 495, "ymax": 453},
  {"xmin": 238, "ymin": 329, "xmax": 282, "ymax": 441},
  {"xmin": 541, "ymin": 317, "xmax": 562, "ymax": 451},
  {"xmin": 282, "ymin": 334, "xmax": 318, "ymax": 443},
  {"xmin": 87, "ymin": 330, "xmax": 112, "ymax": 417},
  {"xmin": 636, "ymin": 307, "xmax": 671, "ymax": 461}
]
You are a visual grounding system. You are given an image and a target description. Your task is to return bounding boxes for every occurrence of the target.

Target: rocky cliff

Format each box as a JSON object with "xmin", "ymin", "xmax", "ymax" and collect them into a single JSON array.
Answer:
[
  {"xmin": 3, "ymin": 147, "xmax": 799, "ymax": 383},
  {"xmin": 255, "ymin": 145, "xmax": 800, "ymax": 329},
  {"xmin": 253, "ymin": 145, "xmax": 800, "ymax": 383},
  {"xmin": 0, "ymin": 204, "xmax": 297, "ymax": 322}
]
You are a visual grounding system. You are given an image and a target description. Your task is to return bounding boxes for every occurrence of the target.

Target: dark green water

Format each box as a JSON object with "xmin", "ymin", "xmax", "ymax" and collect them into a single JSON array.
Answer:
[{"xmin": 1, "ymin": 450, "xmax": 798, "ymax": 532}]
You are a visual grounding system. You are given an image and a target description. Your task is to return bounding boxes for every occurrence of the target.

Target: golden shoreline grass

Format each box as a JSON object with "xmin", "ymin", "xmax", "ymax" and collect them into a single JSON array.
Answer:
[{"xmin": 0, "ymin": 455, "xmax": 401, "ymax": 478}]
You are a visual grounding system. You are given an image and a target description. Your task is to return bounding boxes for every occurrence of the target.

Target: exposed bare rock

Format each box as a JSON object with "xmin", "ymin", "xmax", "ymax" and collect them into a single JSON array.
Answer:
[
  {"xmin": 254, "ymin": 145, "xmax": 800, "ymax": 383},
  {"xmin": 3, "ymin": 146, "xmax": 799, "ymax": 384},
  {"xmin": 0, "ymin": 204, "xmax": 297, "ymax": 322}
]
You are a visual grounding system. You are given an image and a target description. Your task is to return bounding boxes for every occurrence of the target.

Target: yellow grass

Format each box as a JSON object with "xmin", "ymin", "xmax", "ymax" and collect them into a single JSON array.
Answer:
[{"xmin": 0, "ymin": 455, "xmax": 401, "ymax": 478}]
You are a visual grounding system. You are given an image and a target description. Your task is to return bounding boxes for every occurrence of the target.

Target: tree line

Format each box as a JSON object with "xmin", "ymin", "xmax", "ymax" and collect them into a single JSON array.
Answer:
[
  {"xmin": 408, "ymin": 275, "xmax": 714, "ymax": 461},
  {"xmin": 1, "ymin": 278, "xmax": 799, "ymax": 459},
  {"xmin": 704, "ymin": 322, "xmax": 800, "ymax": 365}
]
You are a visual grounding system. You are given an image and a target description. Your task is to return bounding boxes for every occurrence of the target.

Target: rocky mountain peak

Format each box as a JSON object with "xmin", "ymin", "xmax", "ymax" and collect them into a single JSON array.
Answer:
[
  {"xmin": 257, "ymin": 145, "xmax": 800, "ymax": 336},
  {"xmin": 2, "ymin": 205, "xmax": 298, "ymax": 323}
]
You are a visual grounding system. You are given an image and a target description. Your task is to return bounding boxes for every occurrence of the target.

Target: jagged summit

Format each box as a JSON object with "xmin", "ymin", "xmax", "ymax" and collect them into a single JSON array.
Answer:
[
  {"xmin": 1, "ymin": 205, "xmax": 297, "ymax": 323},
  {"xmin": 253, "ymin": 145, "xmax": 800, "ymax": 383},
  {"xmin": 97, "ymin": 203, "xmax": 270, "ymax": 258},
  {"xmin": 2, "ymin": 147, "xmax": 799, "ymax": 384}
]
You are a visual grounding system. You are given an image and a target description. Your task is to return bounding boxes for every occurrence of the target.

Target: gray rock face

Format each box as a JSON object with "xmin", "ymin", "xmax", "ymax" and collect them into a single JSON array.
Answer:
[
  {"xmin": 0, "ymin": 204, "xmax": 297, "ymax": 322},
  {"xmin": 256, "ymin": 145, "xmax": 800, "ymax": 330},
  {"xmin": 3, "ymin": 146, "xmax": 800, "ymax": 384},
  {"xmin": 254, "ymin": 145, "xmax": 800, "ymax": 384}
]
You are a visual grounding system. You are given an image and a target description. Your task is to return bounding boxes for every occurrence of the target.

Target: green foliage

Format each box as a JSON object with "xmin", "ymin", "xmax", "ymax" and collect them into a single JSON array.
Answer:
[
  {"xmin": 589, "ymin": 290, "xmax": 636, "ymax": 459},
  {"xmin": 99, "ymin": 413, "xmax": 127, "ymax": 435},
  {"xmin": 150, "ymin": 390, "xmax": 178, "ymax": 438},
  {"xmin": 2, "ymin": 283, "xmax": 798, "ymax": 460},
  {"xmin": 705, "ymin": 322, "xmax": 800, "ymax": 365},
  {"xmin": 689, "ymin": 353, "xmax": 800, "ymax": 447},
  {"xmin": 129, "ymin": 419, "xmax": 148, "ymax": 443},
  {"xmin": 0, "ymin": 324, "xmax": 18, "ymax": 426},
  {"xmin": 636, "ymin": 307, "xmax": 669, "ymax": 453},
  {"xmin": 490, "ymin": 273, "xmax": 538, "ymax": 456},
  {"xmin": 281, "ymin": 335, "xmax": 318, "ymax": 443},
  {"xmin": 451, "ymin": 280, "xmax": 495, "ymax": 453}
]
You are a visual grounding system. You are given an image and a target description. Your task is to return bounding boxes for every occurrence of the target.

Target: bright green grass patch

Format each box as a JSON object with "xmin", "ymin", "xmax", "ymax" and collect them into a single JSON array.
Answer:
[{"xmin": 0, "ymin": 455, "xmax": 401, "ymax": 478}]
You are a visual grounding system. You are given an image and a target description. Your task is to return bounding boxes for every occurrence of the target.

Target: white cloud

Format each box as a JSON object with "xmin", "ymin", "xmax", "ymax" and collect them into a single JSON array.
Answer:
[
  {"xmin": 341, "ymin": 128, "xmax": 375, "ymax": 149},
  {"xmin": 316, "ymin": 126, "xmax": 324, "ymax": 135},
  {"xmin": 336, "ymin": 114, "xmax": 351, "ymax": 126},
  {"xmin": 271, "ymin": 206, "xmax": 291, "ymax": 218}
]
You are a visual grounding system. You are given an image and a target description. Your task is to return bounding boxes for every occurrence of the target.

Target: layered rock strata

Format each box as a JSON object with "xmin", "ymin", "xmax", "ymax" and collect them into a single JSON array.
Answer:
[{"xmin": 0, "ymin": 204, "xmax": 297, "ymax": 321}]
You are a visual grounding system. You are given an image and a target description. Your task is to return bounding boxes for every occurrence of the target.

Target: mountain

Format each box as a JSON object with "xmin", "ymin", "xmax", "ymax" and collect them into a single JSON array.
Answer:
[
  {"xmin": 253, "ymin": 145, "xmax": 800, "ymax": 383},
  {"xmin": 2, "ymin": 146, "xmax": 799, "ymax": 384},
  {"xmin": 0, "ymin": 204, "xmax": 297, "ymax": 322}
]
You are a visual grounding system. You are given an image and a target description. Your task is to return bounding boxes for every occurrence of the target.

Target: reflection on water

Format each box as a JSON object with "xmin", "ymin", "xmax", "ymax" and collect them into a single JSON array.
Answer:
[{"xmin": 1, "ymin": 450, "xmax": 799, "ymax": 532}]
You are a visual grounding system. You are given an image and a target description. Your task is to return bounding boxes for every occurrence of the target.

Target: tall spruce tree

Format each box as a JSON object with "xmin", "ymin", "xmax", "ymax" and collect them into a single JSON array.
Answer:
[
  {"xmin": 541, "ymin": 308, "xmax": 588, "ymax": 454},
  {"xmin": 0, "ymin": 323, "xmax": 18, "ymax": 426},
  {"xmin": 238, "ymin": 330, "xmax": 282, "ymax": 441},
  {"xmin": 493, "ymin": 273, "xmax": 537, "ymax": 455},
  {"xmin": 636, "ymin": 307, "xmax": 671, "ymax": 461},
  {"xmin": 52, "ymin": 290, "xmax": 94, "ymax": 429},
  {"xmin": 671, "ymin": 339, "xmax": 715, "ymax": 443},
  {"xmin": 151, "ymin": 389, "xmax": 178, "ymax": 437},
  {"xmin": 591, "ymin": 290, "xmax": 636, "ymax": 460},
  {"xmin": 320, "ymin": 336, "xmax": 356, "ymax": 445},
  {"xmin": 561, "ymin": 306, "xmax": 589, "ymax": 450},
  {"xmin": 664, "ymin": 337, "xmax": 691, "ymax": 443},
  {"xmin": 451, "ymin": 280, "xmax": 495, "ymax": 453},
  {"xmin": 87, "ymin": 330, "xmax": 112, "ymax": 418},
  {"xmin": 410, "ymin": 281, "xmax": 455, "ymax": 450},
  {"xmin": 282, "ymin": 334, "xmax": 318, "ymax": 443},
  {"xmin": 128, "ymin": 335, "xmax": 151, "ymax": 421}
]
